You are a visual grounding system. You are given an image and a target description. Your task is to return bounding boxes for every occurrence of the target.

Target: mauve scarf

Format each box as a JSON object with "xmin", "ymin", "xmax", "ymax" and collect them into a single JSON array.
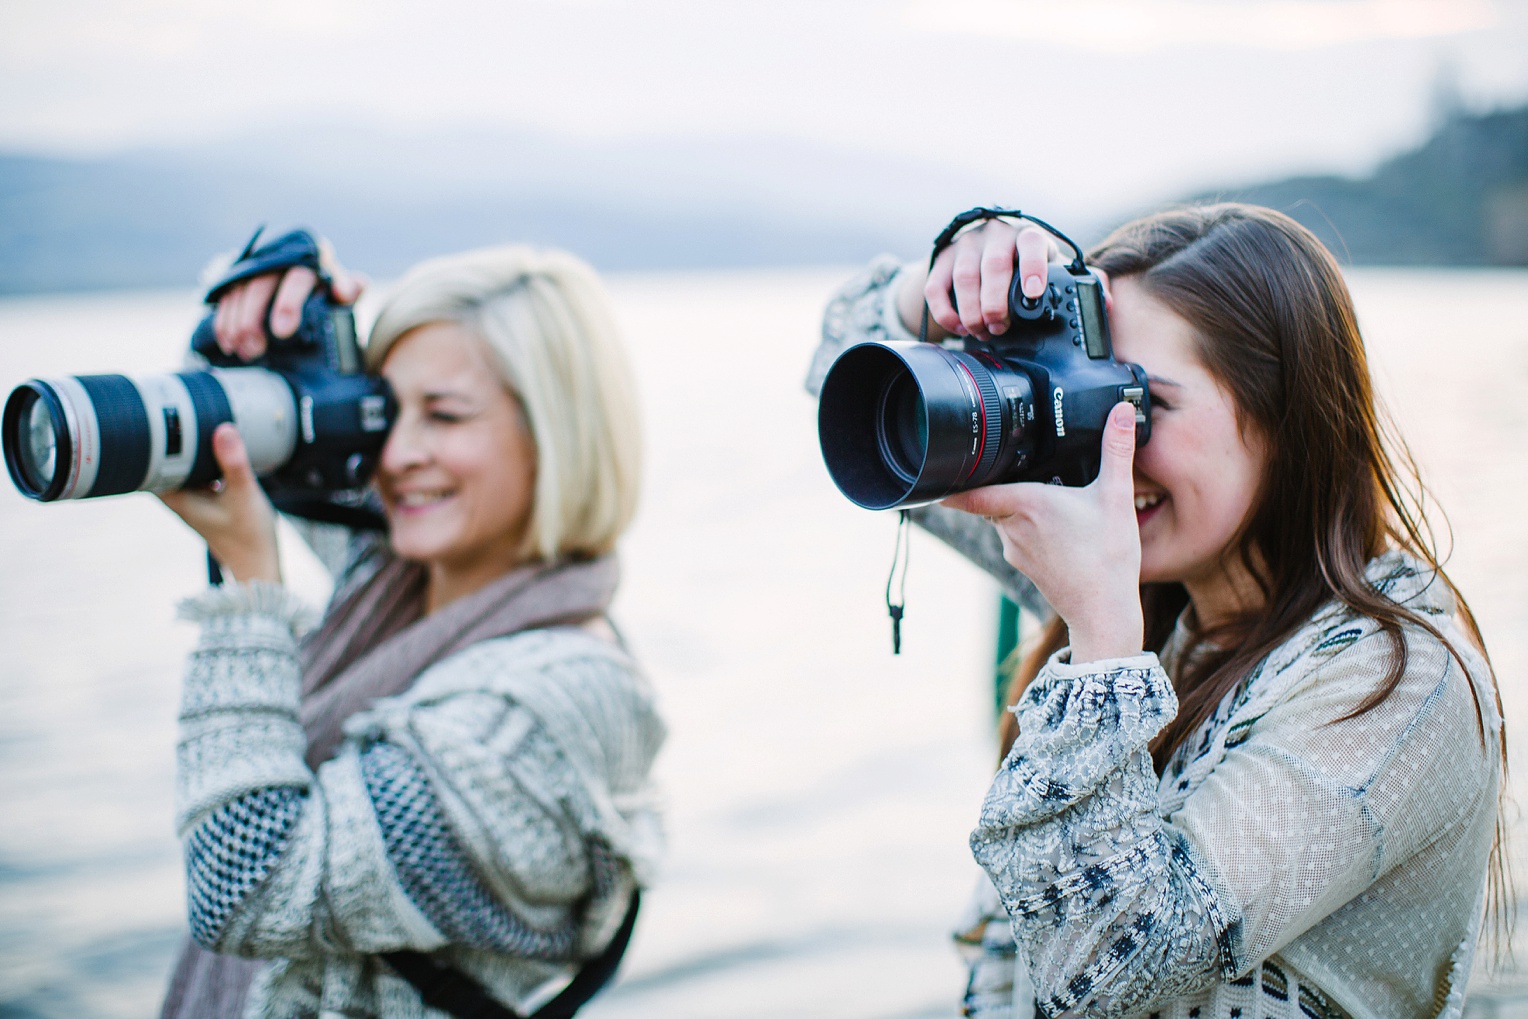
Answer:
[{"xmin": 159, "ymin": 551, "xmax": 620, "ymax": 1019}]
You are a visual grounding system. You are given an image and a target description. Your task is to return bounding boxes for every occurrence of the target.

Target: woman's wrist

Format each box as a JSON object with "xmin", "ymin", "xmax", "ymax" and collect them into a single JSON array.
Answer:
[
  {"xmin": 220, "ymin": 553, "xmax": 282, "ymax": 586},
  {"xmin": 1065, "ymin": 603, "xmax": 1145, "ymax": 666}
]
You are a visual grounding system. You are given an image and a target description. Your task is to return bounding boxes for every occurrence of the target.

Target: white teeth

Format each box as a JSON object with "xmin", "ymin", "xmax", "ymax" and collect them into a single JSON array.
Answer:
[
  {"xmin": 1134, "ymin": 493, "xmax": 1163, "ymax": 511},
  {"xmin": 398, "ymin": 491, "xmax": 450, "ymax": 506}
]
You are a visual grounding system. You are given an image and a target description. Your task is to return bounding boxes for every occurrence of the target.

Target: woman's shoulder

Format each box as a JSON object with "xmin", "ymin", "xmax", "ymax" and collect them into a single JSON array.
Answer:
[
  {"xmin": 1238, "ymin": 551, "xmax": 1496, "ymax": 769},
  {"xmin": 1254, "ymin": 553, "xmax": 1474, "ymax": 679}
]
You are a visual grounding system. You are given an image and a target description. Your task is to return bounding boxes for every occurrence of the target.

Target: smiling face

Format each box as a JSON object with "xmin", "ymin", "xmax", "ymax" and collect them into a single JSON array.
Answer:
[
  {"xmin": 1109, "ymin": 276, "xmax": 1269, "ymax": 616},
  {"xmin": 375, "ymin": 321, "xmax": 538, "ymax": 606}
]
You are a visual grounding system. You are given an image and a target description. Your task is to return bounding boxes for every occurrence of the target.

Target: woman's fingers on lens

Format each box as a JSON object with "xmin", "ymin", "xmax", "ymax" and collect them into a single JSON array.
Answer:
[
  {"xmin": 980, "ymin": 233, "xmax": 1015, "ymax": 335},
  {"xmin": 222, "ymin": 281, "xmax": 257, "ymax": 355},
  {"xmin": 951, "ymin": 241, "xmax": 987, "ymax": 338},
  {"xmin": 213, "ymin": 288, "xmax": 236, "ymax": 354},
  {"xmin": 924, "ymin": 255, "xmax": 961, "ymax": 334},
  {"xmin": 234, "ymin": 274, "xmax": 278, "ymax": 361},
  {"xmin": 942, "ymin": 483, "xmax": 1028, "ymax": 521},
  {"xmin": 1017, "ymin": 227, "xmax": 1051, "ymax": 299},
  {"xmin": 270, "ymin": 266, "xmax": 317, "ymax": 340},
  {"xmin": 211, "ymin": 423, "xmax": 254, "ymax": 480}
]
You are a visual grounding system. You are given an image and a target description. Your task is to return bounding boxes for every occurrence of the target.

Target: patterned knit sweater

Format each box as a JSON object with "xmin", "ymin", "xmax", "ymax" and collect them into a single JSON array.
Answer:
[
  {"xmin": 810, "ymin": 261, "xmax": 1503, "ymax": 1019},
  {"xmin": 173, "ymin": 577, "xmax": 665, "ymax": 1019}
]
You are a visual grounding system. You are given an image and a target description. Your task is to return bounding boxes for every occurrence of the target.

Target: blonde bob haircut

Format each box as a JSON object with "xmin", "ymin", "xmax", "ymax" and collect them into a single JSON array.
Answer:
[{"xmin": 365, "ymin": 245, "xmax": 641, "ymax": 563}]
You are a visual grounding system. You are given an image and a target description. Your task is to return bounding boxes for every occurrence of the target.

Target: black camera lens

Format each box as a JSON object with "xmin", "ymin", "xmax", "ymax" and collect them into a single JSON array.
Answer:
[
  {"xmin": 877, "ymin": 373, "xmax": 927, "ymax": 486},
  {"xmin": 818, "ymin": 341, "xmax": 1035, "ymax": 510}
]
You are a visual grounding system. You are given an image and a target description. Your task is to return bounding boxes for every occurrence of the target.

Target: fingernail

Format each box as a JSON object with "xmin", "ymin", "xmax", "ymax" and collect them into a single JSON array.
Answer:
[
  {"xmin": 989, "ymin": 321, "xmax": 1007, "ymax": 335},
  {"xmin": 1023, "ymin": 275, "xmax": 1044, "ymax": 299}
]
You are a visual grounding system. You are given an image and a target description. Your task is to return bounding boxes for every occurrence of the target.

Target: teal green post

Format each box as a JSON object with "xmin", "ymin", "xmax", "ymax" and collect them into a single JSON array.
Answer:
[{"xmin": 994, "ymin": 595, "xmax": 1021, "ymax": 719}]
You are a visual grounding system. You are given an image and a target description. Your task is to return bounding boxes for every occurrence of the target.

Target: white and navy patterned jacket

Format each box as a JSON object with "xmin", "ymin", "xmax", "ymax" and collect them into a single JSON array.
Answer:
[
  {"xmin": 173, "ymin": 559, "xmax": 665, "ymax": 1018},
  {"xmin": 812, "ymin": 261, "xmax": 1502, "ymax": 1019}
]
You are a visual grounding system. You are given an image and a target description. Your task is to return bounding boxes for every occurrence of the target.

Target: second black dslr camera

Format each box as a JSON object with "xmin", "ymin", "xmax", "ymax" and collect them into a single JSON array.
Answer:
[
  {"xmin": 3, "ymin": 229, "xmax": 397, "ymax": 525},
  {"xmin": 817, "ymin": 208, "xmax": 1151, "ymax": 510}
]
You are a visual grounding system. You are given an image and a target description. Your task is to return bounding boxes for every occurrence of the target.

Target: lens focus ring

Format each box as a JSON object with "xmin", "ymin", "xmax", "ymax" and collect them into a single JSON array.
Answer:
[{"xmin": 951, "ymin": 352, "xmax": 1004, "ymax": 484}]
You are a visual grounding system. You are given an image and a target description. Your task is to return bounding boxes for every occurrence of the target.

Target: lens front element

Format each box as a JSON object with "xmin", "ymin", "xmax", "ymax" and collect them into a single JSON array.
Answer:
[
  {"xmin": 878, "ymin": 373, "xmax": 927, "ymax": 486},
  {"xmin": 3, "ymin": 383, "xmax": 72, "ymax": 499},
  {"xmin": 21, "ymin": 394, "xmax": 57, "ymax": 490}
]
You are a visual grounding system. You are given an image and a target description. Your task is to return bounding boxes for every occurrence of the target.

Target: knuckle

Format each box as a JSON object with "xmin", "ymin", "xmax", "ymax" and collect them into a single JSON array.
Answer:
[{"xmin": 1104, "ymin": 435, "xmax": 1135, "ymax": 458}]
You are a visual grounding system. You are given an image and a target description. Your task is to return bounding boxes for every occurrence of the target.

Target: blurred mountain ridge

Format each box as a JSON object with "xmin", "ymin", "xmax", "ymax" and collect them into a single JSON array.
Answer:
[
  {"xmin": 0, "ymin": 124, "xmax": 1026, "ymax": 295},
  {"xmin": 2, "ymin": 103, "xmax": 1525, "ymax": 296},
  {"xmin": 1190, "ymin": 102, "xmax": 1528, "ymax": 266}
]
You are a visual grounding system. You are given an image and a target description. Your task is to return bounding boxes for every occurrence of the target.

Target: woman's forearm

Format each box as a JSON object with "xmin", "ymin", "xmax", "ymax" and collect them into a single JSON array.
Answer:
[{"xmin": 971, "ymin": 654, "xmax": 1237, "ymax": 1016}]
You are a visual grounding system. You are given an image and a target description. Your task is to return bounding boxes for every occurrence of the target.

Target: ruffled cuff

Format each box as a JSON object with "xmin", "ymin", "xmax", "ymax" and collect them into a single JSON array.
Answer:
[
  {"xmin": 1000, "ymin": 652, "xmax": 1176, "ymax": 805},
  {"xmin": 1043, "ymin": 646, "xmax": 1160, "ymax": 677},
  {"xmin": 177, "ymin": 580, "xmax": 317, "ymax": 636}
]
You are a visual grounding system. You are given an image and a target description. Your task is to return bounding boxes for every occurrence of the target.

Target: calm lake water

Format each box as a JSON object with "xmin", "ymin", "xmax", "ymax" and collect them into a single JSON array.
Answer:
[{"xmin": 1, "ymin": 267, "xmax": 1525, "ymax": 1018}]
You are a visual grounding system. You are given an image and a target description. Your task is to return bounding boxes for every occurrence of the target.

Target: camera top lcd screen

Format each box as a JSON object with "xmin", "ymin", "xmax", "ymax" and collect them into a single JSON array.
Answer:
[{"xmin": 1078, "ymin": 279, "xmax": 1107, "ymax": 359}]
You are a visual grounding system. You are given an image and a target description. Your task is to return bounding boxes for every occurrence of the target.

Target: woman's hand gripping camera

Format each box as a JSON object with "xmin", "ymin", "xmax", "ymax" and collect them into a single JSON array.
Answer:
[
  {"xmin": 158, "ymin": 240, "xmax": 366, "ymax": 586},
  {"xmin": 917, "ymin": 220, "xmax": 1144, "ymax": 666}
]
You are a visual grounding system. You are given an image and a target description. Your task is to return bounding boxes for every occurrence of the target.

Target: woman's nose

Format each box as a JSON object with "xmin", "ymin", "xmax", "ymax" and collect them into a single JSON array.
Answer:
[{"xmin": 379, "ymin": 415, "xmax": 430, "ymax": 473}]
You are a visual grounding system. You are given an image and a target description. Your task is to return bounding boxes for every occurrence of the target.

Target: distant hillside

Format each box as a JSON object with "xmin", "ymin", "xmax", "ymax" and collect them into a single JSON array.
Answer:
[
  {"xmin": 1199, "ymin": 103, "xmax": 1528, "ymax": 265},
  {"xmin": 0, "ymin": 127, "xmax": 1012, "ymax": 295}
]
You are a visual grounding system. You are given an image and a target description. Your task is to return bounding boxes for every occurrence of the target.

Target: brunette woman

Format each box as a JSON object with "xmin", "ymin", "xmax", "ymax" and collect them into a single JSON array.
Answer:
[
  {"xmin": 157, "ymin": 244, "xmax": 663, "ymax": 1018},
  {"xmin": 807, "ymin": 204, "xmax": 1505, "ymax": 1019}
]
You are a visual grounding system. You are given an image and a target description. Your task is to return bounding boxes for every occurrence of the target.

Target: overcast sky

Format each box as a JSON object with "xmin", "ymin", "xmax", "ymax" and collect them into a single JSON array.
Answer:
[{"xmin": 3, "ymin": 0, "xmax": 1526, "ymax": 213}]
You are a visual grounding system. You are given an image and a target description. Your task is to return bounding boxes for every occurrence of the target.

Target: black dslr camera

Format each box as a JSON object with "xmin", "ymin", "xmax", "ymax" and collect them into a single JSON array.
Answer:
[
  {"xmin": 817, "ymin": 208, "xmax": 1151, "ymax": 510},
  {"xmin": 3, "ymin": 229, "xmax": 397, "ymax": 526}
]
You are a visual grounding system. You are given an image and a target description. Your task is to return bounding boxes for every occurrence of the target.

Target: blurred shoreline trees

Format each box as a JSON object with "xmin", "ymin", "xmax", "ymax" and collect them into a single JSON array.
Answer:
[{"xmin": 1197, "ymin": 103, "xmax": 1528, "ymax": 267}]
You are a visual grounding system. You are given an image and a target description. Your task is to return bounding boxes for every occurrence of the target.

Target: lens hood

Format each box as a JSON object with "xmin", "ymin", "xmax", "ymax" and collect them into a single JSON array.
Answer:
[{"xmin": 818, "ymin": 341, "xmax": 1012, "ymax": 510}]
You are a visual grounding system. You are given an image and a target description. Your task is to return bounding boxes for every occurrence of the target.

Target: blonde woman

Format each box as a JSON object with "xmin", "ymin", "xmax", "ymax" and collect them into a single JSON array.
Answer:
[{"xmin": 157, "ymin": 243, "xmax": 663, "ymax": 1019}]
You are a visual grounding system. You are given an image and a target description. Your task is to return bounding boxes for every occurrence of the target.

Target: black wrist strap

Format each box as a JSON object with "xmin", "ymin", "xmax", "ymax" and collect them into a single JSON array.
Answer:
[{"xmin": 383, "ymin": 890, "xmax": 641, "ymax": 1019}]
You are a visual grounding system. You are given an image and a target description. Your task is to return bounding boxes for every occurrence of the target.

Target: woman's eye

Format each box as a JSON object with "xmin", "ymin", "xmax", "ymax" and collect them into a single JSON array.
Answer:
[{"xmin": 428, "ymin": 410, "xmax": 465, "ymax": 423}]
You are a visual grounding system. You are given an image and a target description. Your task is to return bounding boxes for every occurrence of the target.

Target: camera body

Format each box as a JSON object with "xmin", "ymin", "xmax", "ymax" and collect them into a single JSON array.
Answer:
[
  {"xmin": 817, "ymin": 251, "xmax": 1151, "ymax": 510},
  {"xmin": 3, "ymin": 230, "xmax": 397, "ymax": 524}
]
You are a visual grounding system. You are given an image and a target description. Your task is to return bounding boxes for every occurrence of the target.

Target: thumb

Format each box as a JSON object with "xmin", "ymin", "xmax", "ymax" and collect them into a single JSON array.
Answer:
[
  {"xmin": 1096, "ymin": 401, "xmax": 1137, "ymax": 492},
  {"xmin": 211, "ymin": 423, "xmax": 257, "ymax": 489}
]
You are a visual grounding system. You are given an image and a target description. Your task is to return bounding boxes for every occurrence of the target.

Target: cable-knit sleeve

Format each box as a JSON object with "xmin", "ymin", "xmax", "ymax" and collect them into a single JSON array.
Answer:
[
  {"xmin": 804, "ymin": 254, "xmax": 913, "ymax": 398},
  {"xmin": 173, "ymin": 583, "xmax": 659, "ymax": 963}
]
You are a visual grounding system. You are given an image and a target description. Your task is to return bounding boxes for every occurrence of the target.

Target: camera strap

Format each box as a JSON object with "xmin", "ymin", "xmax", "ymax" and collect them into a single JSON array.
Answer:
[
  {"xmin": 204, "ymin": 226, "xmax": 328, "ymax": 304},
  {"xmin": 886, "ymin": 509, "xmax": 911, "ymax": 654},
  {"xmin": 383, "ymin": 889, "xmax": 640, "ymax": 1019},
  {"xmin": 917, "ymin": 206, "xmax": 1088, "ymax": 344}
]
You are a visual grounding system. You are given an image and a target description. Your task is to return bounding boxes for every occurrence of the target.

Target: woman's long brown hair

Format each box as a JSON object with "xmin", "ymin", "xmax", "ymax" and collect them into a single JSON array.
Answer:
[{"xmin": 994, "ymin": 203, "xmax": 1511, "ymax": 954}]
